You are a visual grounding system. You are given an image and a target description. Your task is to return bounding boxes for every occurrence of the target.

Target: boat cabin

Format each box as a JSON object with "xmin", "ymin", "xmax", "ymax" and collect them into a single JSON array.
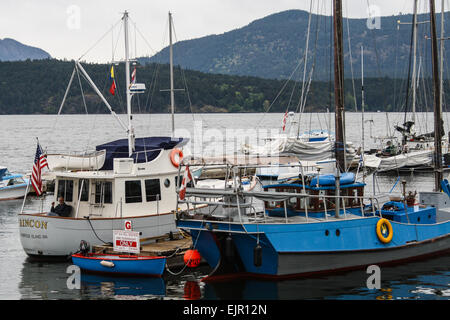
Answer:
[
  {"xmin": 49, "ymin": 137, "xmax": 186, "ymax": 219},
  {"xmin": 263, "ymin": 172, "xmax": 365, "ymax": 218}
]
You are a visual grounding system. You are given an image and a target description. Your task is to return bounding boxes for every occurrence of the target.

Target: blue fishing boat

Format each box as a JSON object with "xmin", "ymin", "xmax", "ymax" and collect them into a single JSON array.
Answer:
[
  {"xmin": 175, "ymin": 164, "xmax": 450, "ymax": 279},
  {"xmin": 71, "ymin": 253, "xmax": 166, "ymax": 277},
  {"xmin": 0, "ymin": 167, "xmax": 29, "ymax": 201},
  {"xmin": 175, "ymin": 0, "xmax": 450, "ymax": 280}
]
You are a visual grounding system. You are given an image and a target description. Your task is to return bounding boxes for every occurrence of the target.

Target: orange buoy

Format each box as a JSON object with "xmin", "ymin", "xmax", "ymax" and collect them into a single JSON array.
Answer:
[
  {"xmin": 184, "ymin": 249, "xmax": 201, "ymax": 268},
  {"xmin": 170, "ymin": 148, "xmax": 183, "ymax": 168},
  {"xmin": 183, "ymin": 281, "xmax": 201, "ymax": 300}
]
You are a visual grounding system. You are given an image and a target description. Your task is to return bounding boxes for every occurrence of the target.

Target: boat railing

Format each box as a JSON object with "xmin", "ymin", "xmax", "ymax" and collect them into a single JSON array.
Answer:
[{"xmin": 177, "ymin": 163, "xmax": 388, "ymax": 224}]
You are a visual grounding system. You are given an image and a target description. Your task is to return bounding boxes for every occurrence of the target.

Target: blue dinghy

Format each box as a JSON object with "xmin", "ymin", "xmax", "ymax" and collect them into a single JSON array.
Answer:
[{"xmin": 71, "ymin": 253, "xmax": 166, "ymax": 277}]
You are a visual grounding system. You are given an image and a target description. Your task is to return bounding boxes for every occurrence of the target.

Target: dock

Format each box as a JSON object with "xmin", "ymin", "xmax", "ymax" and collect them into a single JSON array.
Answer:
[{"xmin": 92, "ymin": 232, "xmax": 193, "ymax": 268}]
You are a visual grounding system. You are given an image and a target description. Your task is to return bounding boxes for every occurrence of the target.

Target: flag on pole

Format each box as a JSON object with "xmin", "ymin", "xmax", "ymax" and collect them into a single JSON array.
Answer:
[
  {"xmin": 282, "ymin": 111, "xmax": 288, "ymax": 131},
  {"xmin": 179, "ymin": 165, "xmax": 194, "ymax": 200},
  {"xmin": 31, "ymin": 142, "xmax": 46, "ymax": 196},
  {"xmin": 109, "ymin": 65, "xmax": 116, "ymax": 95},
  {"xmin": 38, "ymin": 144, "xmax": 49, "ymax": 170}
]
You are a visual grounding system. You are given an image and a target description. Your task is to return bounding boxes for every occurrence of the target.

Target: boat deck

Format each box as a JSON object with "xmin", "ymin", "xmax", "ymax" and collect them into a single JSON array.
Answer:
[{"xmin": 92, "ymin": 232, "xmax": 194, "ymax": 268}]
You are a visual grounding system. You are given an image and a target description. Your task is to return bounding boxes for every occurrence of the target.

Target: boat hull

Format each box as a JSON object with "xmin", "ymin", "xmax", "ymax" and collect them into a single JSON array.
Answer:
[
  {"xmin": 0, "ymin": 183, "xmax": 28, "ymax": 200},
  {"xmin": 179, "ymin": 217, "xmax": 450, "ymax": 279},
  {"xmin": 19, "ymin": 213, "xmax": 177, "ymax": 258},
  {"xmin": 71, "ymin": 253, "xmax": 166, "ymax": 277}
]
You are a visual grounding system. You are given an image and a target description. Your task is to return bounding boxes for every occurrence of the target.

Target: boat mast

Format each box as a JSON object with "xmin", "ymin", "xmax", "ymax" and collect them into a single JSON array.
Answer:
[
  {"xmin": 123, "ymin": 11, "xmax": 135, "ymax": 157},
  {"xmin": 169, "ymin": 12, "xmax": 175, "ymax": 137},
  {"xmin": 361, "ymin": 45, "xmax": 365, "ymax": 183},
  {"xmin": 429, "ymin": 0, "xmax": 443, "ymax": 191},
  {"xmin": 333, "ymin": 0, "xmax": 346, "ymax": 172},
  {"xmin": 440, "ymin": 0, "xmax": 445, "ymax": 128},
  {"xmin": 411, "ymin": 0, "xmax": 418, "ymax": 125}
]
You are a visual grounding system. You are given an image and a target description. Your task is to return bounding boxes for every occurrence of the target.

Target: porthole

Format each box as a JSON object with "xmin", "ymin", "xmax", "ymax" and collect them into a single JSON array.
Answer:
[
  {"xmin": 336, "ymin": 229, "xmax": 341, "ymax": 236},
  {"xmin": 164, "ymin": 179, "xmax": 171, "ymax": 188},
  {"xmin": 325, "ymin": 230, "xmax": 329, "ymax": 236}
]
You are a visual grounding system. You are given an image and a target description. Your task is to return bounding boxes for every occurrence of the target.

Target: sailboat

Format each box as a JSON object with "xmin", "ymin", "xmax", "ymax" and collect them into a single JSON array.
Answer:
[
  {"xmin": 372, "ymin": 0, "xmax": 448, "ymax": 173},
  {"xmin": 241, "ymin": 4, "xmax": 362, "ymax": 180},
  {"xmin": 174, "ymin": 0, "xmax": 450, "ymax": 279},
  {"xmin": 18, "ymin": 11, "xmax": 192, "ymax": 259}
]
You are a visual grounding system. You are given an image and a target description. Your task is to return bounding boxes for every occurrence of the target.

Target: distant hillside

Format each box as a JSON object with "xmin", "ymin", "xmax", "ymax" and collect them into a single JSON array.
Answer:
[
  {"xmin": 0, "ymin": 38, "xmax": 51, "ymax": 61},
  {"xmin": 0, "ymin": 59, "xmax": 445, "ymax": 115},
  {"xmin": 142, "ymin": 9, "xmax": 450, "ymax": 80}
]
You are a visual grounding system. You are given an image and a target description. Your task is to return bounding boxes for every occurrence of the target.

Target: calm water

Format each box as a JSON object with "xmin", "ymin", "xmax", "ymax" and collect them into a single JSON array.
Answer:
[{"xmin": 0, "ymin": 113, "xmax": 449, "ymax": 300}]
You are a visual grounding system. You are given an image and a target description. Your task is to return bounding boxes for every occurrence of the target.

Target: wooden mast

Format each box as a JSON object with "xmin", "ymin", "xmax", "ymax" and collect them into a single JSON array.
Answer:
[
  {"xmin": 333, "ymin": 0, "xmax": 346, "ymax": 172},
  {"xmin": 429, "ymin": 0, "xmax": 443, "ymax": 191}
]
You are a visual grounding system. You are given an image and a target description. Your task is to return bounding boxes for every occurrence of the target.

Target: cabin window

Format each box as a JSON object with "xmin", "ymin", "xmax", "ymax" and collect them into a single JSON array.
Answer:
[
  {"xmin": 57, "ymin": 180, "xmax": 73, "ymax": 202},
  {"xmin": 125, "ymin": 180, "xmax": 143, "ymax": 203},
  {"xmin": 95, "ymin": 181, "xmax": 112, "ymax": 204},
  {"xmin": 164, "ymin": 178, "xmax": 171, "ymax": 188},
  {"xmin": 145, "ymin": 179, "xmax": 161, "ymax": 202},
  {"xmin": 78, "ymin": 179, "xmax": 89, "ymax": 202}
]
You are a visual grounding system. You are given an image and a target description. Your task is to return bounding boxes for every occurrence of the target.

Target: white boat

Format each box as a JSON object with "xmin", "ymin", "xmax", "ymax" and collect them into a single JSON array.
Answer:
[
  {"xmin": 45, "ymin": 149, "xmax": 106, "ymax": 171},
  {"xmin": 18, "ymin": 11, "xmax": 195, "ymax": 259},
  {"xmin": 18, "ymin": 140, "xmax": 189, "ymax": 257},
  {"xmin": 0, "ymin": 167, "xmax": 29, "ymax": 200}
]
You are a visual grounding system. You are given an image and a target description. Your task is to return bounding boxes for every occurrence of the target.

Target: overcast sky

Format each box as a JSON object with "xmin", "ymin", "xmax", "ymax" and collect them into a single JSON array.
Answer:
[{"xmin": 1, "ymin": 0, "xmax": 448, "ymax": 62}]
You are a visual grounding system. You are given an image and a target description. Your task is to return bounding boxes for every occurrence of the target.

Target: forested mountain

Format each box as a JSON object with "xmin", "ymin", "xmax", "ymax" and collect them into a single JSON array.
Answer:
[
  {"xmin": 0, "ymin": 38, "xmax": 51, "ymax": 61},
  {"xmin": 142, "ymin": 9, "xmax": 450, "ymax": 80},
  {"xmin": 0, "ymin": 59, "xmax": 443, "ymax": 115}
]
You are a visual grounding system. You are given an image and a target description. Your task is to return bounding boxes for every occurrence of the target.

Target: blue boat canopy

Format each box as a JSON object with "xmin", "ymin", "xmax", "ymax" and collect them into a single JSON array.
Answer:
[
  {"xmin": 96, "ymin": 136, "xmax": 188, "ymax": 170},
  {"xmin": 309, "ymin": 172, "xmax": 355, "ymax": 187}
]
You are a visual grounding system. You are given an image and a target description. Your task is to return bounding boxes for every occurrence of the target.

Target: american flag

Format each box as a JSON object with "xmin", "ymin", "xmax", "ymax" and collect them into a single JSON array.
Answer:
[
  {"xmin": 31, "ymin": 142, "xmax": 48, "ymax": 196},
  {"xmin": 39, "ymin": 144, "xmax": 49, "ymax": 169}
]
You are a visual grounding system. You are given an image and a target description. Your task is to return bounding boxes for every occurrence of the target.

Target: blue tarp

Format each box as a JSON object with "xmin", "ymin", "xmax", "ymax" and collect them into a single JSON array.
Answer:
[
  {"xmin": 309, "ymin": 172, "xmax": 355, "ymax": 187},
  {"xmin": 96, "ymin": 136, "xmax": 187, "ymax": 170}
]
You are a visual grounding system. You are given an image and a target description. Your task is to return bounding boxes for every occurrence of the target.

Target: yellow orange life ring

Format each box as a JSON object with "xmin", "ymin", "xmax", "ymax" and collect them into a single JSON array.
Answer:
[
  {"xmin": 376, "ymin": 218, "xmax": 393, "ymax": 244},
  {"xmin": 170, "ymin": 148, "xmax": 183, "ymax": 168}
]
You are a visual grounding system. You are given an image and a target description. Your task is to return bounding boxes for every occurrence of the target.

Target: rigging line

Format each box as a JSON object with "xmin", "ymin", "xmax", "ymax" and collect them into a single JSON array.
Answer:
[
  {"xmin": 296, "ymin": 0, "xmax": 314, "ymax": 135},
  {"xmin": 366, "ymin": 0, "xmax": 389, "ymax": 110},
  {"xmin": 171, "ymin": 17, "xmax": 201, "ymax": 123},
  {"xmin": 345, "ymin": 0, "xmax": 358, "ymax": 112},
  {"xmin": 300, "ymin": 4, "xmax": 321, "ymax": 117},
  {"xmin": 254, "ymin": 57, "xmax": 304, "ymax": 129},
  {"xmin": 129, "ymin": 17, "xmax": 157, "ymax": 56},
  {"xmin": 402, "ymin": 9, "xmax": 416, "ymax": 127},
  {"xmin": 144, "ymin": 16, "xmax": 169, "ymax": 132},
  {"xmin": 78, "ymin": 18, "xmax": 122, "ymax": 61},
  {"xmin": 393, "ymin": 12, "xmax": 401, "ymax": 111},
  {"xmin": 75, "ymin": 65, "xmax": 89, "ymax": 115},
  {"xmin": 112, "ymin": 22, "xmax": 123, "ymax": 63}
]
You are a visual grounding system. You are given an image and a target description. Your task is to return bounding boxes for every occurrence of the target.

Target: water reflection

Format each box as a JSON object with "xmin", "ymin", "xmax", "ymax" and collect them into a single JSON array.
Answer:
[
  {"xmin": 203, "ymin": 255, "xmax": 450, "ymax": 300},
  {"xmin": 80, "ymin": 274, "xmax": 166, "ymax": 299}
]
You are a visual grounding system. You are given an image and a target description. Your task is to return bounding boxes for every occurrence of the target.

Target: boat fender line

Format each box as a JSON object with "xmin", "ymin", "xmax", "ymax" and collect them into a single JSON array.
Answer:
[
  {"xmin": 170, "ymin": 148, "xmax": 183, "ymax": 168},
  {"xmin": 100, "ymin": 260, "xmax": 115, "ymax": 268},
  {"xmin": 376, "ymin": 218, "xmax": 393, "ymax": 244}
]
